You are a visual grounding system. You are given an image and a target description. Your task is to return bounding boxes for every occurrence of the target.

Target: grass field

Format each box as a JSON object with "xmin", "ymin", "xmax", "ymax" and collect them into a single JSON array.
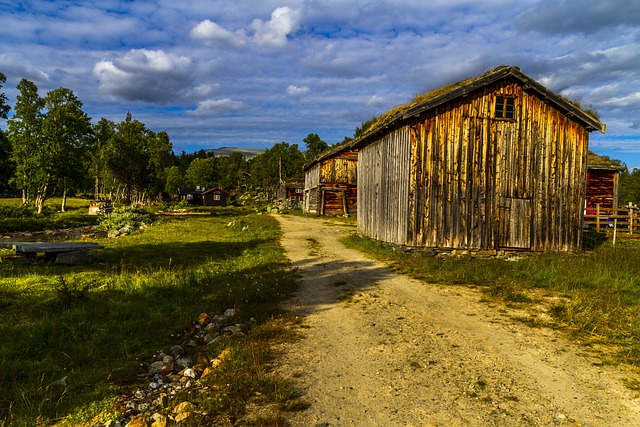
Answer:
[{"xmin": 0, "ymin": 201, "xmax": 301, "ymax": 426}]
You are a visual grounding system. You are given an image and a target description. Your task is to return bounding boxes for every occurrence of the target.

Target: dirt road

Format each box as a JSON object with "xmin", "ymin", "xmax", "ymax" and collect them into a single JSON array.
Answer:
[{"xmin": 274, "ymin": 214, "xmax": 640, "ymax": 427}]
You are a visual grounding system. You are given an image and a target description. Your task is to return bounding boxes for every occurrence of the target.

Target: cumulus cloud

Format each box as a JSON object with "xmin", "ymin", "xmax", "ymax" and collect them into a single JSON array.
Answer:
[
  {"xmin": 189, "ymin": 98, "xmax": 245, "ymax": 116},
  {"xmin": 286, "ymin": 85, "xmax": 310, "ymax": 96},
  {"xmin": 250, "ymin": 7, "xmax": 301, "ymax": 47},
  {"xmin": 191, "ymin": 6, "xmax": 301, "ymax": 49},
  {"xmin": 93, "ymin": 49, "xmax": 193, "ymax": 103},
  {"xmin": 367, "ymin": 95, "xmax": 385, "ymax": 106},
  {"xmin": 190, "ymin": 19, "xmax": 248, "ymax": 47}
]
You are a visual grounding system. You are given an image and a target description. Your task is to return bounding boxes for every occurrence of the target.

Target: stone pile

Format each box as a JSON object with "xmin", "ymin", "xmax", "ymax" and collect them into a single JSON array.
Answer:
[{"xmin": 89, "ymin": 308, "xmax": 252, "ymax": 427}]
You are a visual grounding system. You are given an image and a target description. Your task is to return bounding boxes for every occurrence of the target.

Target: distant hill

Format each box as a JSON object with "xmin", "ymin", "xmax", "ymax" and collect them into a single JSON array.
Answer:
[{"xmin": 205, "ymin": 147, "xmax": 264, "ymax": 159}]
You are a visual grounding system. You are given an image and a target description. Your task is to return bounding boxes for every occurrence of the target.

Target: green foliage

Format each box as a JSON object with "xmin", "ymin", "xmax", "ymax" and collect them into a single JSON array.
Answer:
[
  {"xmin": 0, "ymin": 203, "xmax": 33, "ymax": 218},
  {"xmin": 97, "ymin": 206, "xmax": 155, "ymax": 232},
  {"xmin": 303, "ymin": 133, "xmax": 329, "ymax": 161},
  {"xmin": 619, "ymin": 169, "xmax": 640, "ymax": 206},
  {"xmin": 53, "ymin": 276, "xmax": 91, "ymax": 308},
  {"xmin": 185, "ymin": 156, "xmax": 219, "ymax": 189},
  {"xmin": 249, "ymin": 142, "xmax": 304, "ymax": 193}
]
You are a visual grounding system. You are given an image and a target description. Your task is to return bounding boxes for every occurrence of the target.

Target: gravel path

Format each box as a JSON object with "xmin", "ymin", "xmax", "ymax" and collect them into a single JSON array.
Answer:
[{"xmin": 274, "ymin": 214, "xmax": 640, "ymax": 427}]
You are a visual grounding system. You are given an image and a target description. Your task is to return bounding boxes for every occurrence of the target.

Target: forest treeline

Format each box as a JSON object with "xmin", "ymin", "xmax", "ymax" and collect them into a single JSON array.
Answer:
[
  {"xmin": 0, "ymin": 74, "xmax": 335, "ymax": 213},
  {"xmin": 2, "ymin": 72, "xmax": 640, "ymax": 213}
]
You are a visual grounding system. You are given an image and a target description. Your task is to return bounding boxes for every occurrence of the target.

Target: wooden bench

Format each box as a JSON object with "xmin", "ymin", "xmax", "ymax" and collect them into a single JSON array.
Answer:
[{"xmin": 0, "ymin": 242, "xmax": 104, "ymax": 264}]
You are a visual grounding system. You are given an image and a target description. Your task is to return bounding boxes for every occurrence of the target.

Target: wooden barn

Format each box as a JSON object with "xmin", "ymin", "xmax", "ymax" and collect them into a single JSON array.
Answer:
[
  {"xmin": 303, "ymin": 144, "xmax": 358, "ymax": 215},
  {"xmin": 585, "ymin": 153, "xmax": 624, "ymax": 211},
  {"xmin": 352, "ymin": 65, "xmax": 606, "ymax": 252}
]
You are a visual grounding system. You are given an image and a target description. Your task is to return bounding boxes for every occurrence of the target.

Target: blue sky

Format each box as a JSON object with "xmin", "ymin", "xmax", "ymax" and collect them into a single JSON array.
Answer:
[{"xmin": 1, "ymin": 0, "xmax": 639, "ymax": 168}]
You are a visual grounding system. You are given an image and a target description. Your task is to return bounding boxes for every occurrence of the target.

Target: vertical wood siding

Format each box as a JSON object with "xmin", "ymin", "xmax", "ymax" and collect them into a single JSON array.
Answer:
[
  {"xmin": 303, "ymin": 164, "xmax": 321, "ymax": 214},
  {"xmin": 358, "ymin": 79, "xmax": 589, "ymax": 252},
  {"xmin": 358, "ymin": 125, "xmax": 411, "ymax": 244},
  {"xmin": 304, "ymin": 151, "xmax": 358, "ymax": 215}
]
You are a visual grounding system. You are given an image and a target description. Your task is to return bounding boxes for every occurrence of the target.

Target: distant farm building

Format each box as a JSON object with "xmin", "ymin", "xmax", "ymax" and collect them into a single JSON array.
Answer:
[
  {"xmin": 585, "ymin": 153, "xmax": 624, "ymax": 211},
  {"xmin": 277, "ymin": 179, "xmax": 304, "ymax": 204},
  {"xmin": 303, "ymin": 144, "xmax": 358, "ymax": 215},
  {"xmin": 177, "ymin": 187, "xmax": 230, "ymax": 206},
  {"xmin": 349, "ymin": 65, "xmax": 605, "ymax": 252}
]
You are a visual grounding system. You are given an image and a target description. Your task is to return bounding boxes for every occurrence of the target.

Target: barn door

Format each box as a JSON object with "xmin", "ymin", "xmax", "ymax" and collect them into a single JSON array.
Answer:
[
  {"xmin": 494, "ymin": 101, "xmax": 532, "ymax": 250},
  {"xmin": 499, "ymin": 197, "xmax": 531, "ymax": 249}
]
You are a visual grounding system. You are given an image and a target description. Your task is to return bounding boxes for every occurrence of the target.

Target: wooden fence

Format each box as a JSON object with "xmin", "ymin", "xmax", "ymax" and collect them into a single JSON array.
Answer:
[{"xmin": 584, "ymin": 204, "xmax": 639, "ymax": 234}]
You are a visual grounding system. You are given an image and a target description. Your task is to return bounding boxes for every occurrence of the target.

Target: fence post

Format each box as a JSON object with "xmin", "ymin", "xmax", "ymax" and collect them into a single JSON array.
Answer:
[
  {"xmin": 596, "ymin": 203, "xmax": 601, "ymax": 233},
  {"xmin": 630, "ymin": 208, "xmax": 635, "ymax": 235}
]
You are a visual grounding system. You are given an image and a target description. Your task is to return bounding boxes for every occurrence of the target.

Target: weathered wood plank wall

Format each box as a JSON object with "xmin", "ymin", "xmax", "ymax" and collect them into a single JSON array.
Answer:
[
  {"xmin": 304, "ymin": 150, "xmax": 358, "ymax": 215},
  {"xmin": 358, "ymin": 79, "xmax": 589, "ymax": 252},
  {"xmin": 586, "ymin": 169, "xmax": 619, "ymax": 209},
  {"xmin": 358, "ymin": 125, "xmax": 411, "ymax": 244},
  {"xmin": 303, "ymin": 164, "xmax": 321, "ymax": 213}
]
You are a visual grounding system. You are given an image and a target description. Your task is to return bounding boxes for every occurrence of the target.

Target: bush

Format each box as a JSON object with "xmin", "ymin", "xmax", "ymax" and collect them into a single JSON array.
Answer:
[
  {"xmin": 97, "ymin": 206, "xmax": 155, "ymax": 232},
  {"xmin": 0, "ymin": 203, "xmax": 34, "ymax": 218}
]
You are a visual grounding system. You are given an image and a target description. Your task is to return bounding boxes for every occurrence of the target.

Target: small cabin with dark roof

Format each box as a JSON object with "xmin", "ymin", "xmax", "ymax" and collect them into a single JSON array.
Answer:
[
  {"xmin": 350, "ymin": 65, "xmax": 605, "ymax": 253},
  {"xmin": 178, "ymin": 187, "xmax": 230, "ymax": 206},
  {"xmin": 303, "ymin": 144, "xmax": 358, "ymax": 215}
]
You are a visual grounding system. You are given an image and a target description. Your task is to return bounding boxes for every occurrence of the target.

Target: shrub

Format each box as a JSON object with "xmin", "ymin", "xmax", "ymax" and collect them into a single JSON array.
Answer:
[
  {"xmin": 97, "ymin": 206, "xmax": 155, "ymax": 232},
  {"xmin": 0, "ymin": 203, "xmax": 34, "ymax": 218}
]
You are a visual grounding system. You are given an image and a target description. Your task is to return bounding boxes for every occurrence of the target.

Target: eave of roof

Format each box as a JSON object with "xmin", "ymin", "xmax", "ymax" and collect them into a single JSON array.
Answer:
[
  {"xmin": 350, "ymin": 65, "xmax": 605, "ymax": 150},
  {"xmin": 303, "ymin": 141, "xmax": 357, "ymax": 171}
]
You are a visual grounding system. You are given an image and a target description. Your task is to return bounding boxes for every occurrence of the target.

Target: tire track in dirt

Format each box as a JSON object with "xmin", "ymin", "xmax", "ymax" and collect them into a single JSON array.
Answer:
[{"xmin": 274, "ymin": 214, "xmax": 640, "ymax": 426}]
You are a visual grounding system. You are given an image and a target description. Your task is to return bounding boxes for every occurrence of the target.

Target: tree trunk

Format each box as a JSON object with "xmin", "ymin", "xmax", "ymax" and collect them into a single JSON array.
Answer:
[
  {"xmin": 35, "ymin": 183, "xmax": 48, "ymax": 215},
  {"xmin": 94, "ymin": 175, "xmax": 100, "ymax": 200},
  {"xmin": 61, "ymin": 187, "xmax": 67, "ymax": 212}
]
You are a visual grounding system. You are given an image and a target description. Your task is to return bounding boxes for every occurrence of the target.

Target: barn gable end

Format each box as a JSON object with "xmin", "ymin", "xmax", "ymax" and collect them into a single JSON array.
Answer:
[{"xmin": 354, "ymin": 65, "xmax": 605, "ymax": 252}]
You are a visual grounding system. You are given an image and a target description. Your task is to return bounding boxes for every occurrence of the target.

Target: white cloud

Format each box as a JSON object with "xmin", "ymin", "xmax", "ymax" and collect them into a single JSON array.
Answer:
[
  {"xmin": 190, "ymin": 19, "xmax": 248, "ymax": 47},
  {"xmin": 250, "ymin": 7, "xmax": 301, "ymax": 48},
  {"xmin": 189, "ymin": 98, "xmax": 245, "ymax": 116},
  {"xmin": 287, "ymin": 85, "xmax": 310, "ymax": 96},
  {"xmin": 93, "ymin": 49, "xmax": 193, "ymax": 103},
  {"xmin": 191, "ymin": 7, "xmax": 301, "ymax": 49},
  {"xmin": 367, "ymin": 95, "xmax": 385, "ymax": 106}
]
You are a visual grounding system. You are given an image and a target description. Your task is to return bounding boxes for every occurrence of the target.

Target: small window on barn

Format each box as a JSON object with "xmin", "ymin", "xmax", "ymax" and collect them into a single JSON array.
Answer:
[
  {"xmin": 213, "ymin": 194, "xmax": 221, "ymax": 201},
  {"xmin": 495, "ymin": 96, "xmax": 515, "ymax": 120}
]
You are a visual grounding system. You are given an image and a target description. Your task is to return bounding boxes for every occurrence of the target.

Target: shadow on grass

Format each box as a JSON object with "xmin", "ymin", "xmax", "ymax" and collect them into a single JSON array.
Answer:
[{"xmin": 0, "ymin": 254, "xmax": 297, "ymax": 425}]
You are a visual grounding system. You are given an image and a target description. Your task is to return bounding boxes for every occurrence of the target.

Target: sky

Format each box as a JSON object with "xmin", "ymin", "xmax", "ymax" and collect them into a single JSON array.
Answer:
[{"xmin": 1, "ymin": 0, "xmax": 639, "ymax": 168}]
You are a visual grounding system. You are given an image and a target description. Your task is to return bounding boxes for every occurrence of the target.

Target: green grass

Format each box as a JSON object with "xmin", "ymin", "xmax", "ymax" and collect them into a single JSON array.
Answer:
[
  {"xmin": 0, "ymin": 205, "xmax": 300, "ymax": 426},
  {"xmin": 0, "ymin": 198, "xmax": 99, "ymax": 232},
  {"xmin": 342, "ymin": 234, "xmax": 640, "ymax": 367}
]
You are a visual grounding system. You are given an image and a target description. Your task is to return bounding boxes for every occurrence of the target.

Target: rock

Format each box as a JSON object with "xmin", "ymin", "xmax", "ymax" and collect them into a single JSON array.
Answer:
[
  {"xmin": 150, "ymin": 413, "xmax": 168, "ymax": 427},
  {"xmin": 174, "ymin": 412, "xmax": 191, "ymax": 423},
  {"xmin": 126, "ymin": 415, "xmax": 148, "ymax": 427},
  {"xmin": 174, "ymin": 356, "xmax": 192, "ymax": 370},
  {"xmin": 173, "ymin": 401, "xmax": 196, "ymax": 414},
  {"xmin": 155, "ymin": 394, "xmax": 170, "ymax": 408},
  {"xmin": 224, "ymin": 308, "xmax": 236, "ymax": 318},
  {"xmin": 197, "ymin": 313, "xmax": 211, "ymax": 326},
  {"xmin": 170, "ymin": 345, "xmax": 184, "ymax": 357},
  {"xmin": 55, "ymin": 250, "xmax": 92, "ymax": 265},
  {"xmin": 182, "ymin": 368, "xmax": 198, "ymax": 379},
  {"xmin": 104, "ymin": 421, "xmax": 121, "ymax": 427},
  {"xmin": 108, "ymin": 229, "xmax": 120, "ymax": 238},
  {"xmin": 149, "ymin": 361, "xmax": 166, "ymax": 375}
]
